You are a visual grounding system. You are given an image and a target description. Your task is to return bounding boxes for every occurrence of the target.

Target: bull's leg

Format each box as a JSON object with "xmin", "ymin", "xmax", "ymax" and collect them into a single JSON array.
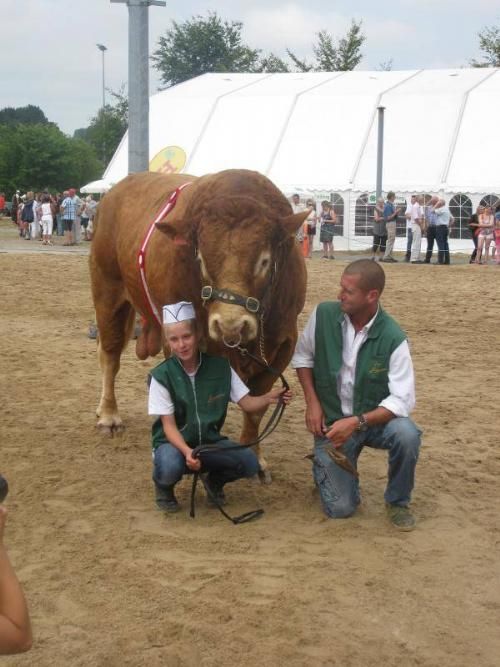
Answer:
[
  {"xmin": 95, "ymin": 295, "xmax": 135, "ymax": 437},
  {"xmin": 240, "ymin": 338, "xmax": 296, "ymax": 483}
]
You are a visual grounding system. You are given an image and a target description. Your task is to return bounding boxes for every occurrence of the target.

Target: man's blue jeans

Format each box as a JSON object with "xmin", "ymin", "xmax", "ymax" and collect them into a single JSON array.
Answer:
[
  {"xmin": 153, "ymin": 439, "xmax": 260, "ymax": 489},
  {"xmin": 312, "ymin": 417, "xmax": 421, "ymax": 518}
]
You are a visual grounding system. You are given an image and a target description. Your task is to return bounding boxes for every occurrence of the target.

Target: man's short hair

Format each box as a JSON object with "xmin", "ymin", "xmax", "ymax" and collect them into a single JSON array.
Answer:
[
  {"xmin": 343, "ymin": 259, "xmax": 385, "ymax": 295},
  {"xmin": 387, "ymin": 191, "xmax": 395, "ymax": 201}
]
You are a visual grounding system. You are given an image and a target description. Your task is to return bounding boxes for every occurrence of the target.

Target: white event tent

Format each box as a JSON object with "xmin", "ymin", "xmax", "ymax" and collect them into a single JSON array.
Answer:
[{"xmin": 101, "ymin": 69, "xmax": 500, "ymax": 252}]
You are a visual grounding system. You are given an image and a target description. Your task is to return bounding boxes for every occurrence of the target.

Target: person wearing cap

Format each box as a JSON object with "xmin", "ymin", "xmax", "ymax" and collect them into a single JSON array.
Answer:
[{"xmin": 148, "ymin": 301, "xmax": 292, "ymax": 513}]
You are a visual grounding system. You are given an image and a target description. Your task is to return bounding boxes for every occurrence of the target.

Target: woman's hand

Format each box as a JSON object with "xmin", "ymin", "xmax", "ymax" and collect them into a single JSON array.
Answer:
[
  {"xmin": 185, "ymin": 450, "xmax": 201, "ymax": 471},
  {"xmin": 267, "ymin": 387, "xmax": 292, "ymax": 405}
]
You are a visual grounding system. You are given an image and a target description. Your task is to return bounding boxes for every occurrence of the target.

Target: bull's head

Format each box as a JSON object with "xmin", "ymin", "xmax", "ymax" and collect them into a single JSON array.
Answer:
[{"xmin": 156, "ymin": 196, "xmax": 309, "ymax": 347}]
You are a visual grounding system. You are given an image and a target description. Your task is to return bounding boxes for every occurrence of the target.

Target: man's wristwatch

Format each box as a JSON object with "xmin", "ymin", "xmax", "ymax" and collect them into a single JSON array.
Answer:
[{"xmin": 355, "ymin": 414, "xmax": 369, "ymax": 432}]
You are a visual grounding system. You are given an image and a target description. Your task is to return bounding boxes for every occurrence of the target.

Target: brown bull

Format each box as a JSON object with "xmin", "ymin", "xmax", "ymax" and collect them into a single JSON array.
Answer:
[{"xmin": 89, "ymin": 169, "xmax": 308, "ymax": 480}]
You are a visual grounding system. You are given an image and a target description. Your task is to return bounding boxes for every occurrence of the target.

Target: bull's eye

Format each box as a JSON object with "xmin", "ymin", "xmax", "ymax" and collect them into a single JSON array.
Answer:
[{"xmin": 255, "ymin": 251, "xmax": 271, "ymax": 277}]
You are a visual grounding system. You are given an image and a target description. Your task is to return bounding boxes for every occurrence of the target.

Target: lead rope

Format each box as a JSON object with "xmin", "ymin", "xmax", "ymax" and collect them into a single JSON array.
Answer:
[{"xmin": 189, "ymin": 344, "xmax": 289, "ymax": 524}]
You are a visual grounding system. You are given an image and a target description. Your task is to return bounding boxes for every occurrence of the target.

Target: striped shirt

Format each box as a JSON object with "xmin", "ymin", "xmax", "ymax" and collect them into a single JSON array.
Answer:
[{"xmin": 61, "ymin": 196, "xmax": 78, "ymax": 220}]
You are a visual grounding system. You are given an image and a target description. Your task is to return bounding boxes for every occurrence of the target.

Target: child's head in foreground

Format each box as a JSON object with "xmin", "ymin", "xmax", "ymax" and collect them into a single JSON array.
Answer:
[{"xmin": 162, "ymin": 301, "xmax": 200, "ymax": 367}]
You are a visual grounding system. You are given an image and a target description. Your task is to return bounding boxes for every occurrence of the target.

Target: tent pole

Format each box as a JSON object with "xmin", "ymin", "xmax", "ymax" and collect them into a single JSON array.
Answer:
[{"xmin": 376, "ymin": 106, "xmax": 385, "ymax": 199}]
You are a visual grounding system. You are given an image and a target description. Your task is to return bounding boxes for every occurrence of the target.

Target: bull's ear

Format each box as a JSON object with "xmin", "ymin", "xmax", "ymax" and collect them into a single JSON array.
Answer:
[
  {"xmin": 280, "ymin": 209, "xmax": 311, "ymax": 236},
  {"xmin": 156, "ymin": 220, "xmax": 190, "ymax": 246}
]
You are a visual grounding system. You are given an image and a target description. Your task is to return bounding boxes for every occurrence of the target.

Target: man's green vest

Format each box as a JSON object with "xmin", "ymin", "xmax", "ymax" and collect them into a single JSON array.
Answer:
[
  {"xmin": 150, "ymin": 353, "xmax": 231, "ymax": 449},
  {"xmin": 313, "ymin": 302, "xmax": 406, "ymax": 424}
]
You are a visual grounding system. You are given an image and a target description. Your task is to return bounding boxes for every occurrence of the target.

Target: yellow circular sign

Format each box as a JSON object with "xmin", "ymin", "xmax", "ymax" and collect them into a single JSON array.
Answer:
[{"xmin": 149, "ymin": 146, "xmax": 187, "ymax": 174}]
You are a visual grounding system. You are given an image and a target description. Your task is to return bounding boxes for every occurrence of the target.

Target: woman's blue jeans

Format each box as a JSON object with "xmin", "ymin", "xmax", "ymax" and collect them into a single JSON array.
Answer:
[
  {"xmin": 312, "ymin": 417, "xmax": 421, "ymax": 518},
  {"xmin": 153, "ymin": 439, "xmax": 260, "ymax": 489}
]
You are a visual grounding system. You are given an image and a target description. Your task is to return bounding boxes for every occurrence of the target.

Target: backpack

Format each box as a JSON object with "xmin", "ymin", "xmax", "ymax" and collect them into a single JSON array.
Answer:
[{"xmin": 21, "ymin": 201, "xmax": 34, "ymax": 223}]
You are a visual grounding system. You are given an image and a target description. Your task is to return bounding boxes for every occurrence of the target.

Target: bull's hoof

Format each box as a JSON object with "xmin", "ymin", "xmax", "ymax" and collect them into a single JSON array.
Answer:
[
  {"xmin": 258, "ymin": 468, "xmax": 273, "ymax": 485},
  {"xmin": 96, "ymin": 419, "xmax": 125, "ymax": 438}
]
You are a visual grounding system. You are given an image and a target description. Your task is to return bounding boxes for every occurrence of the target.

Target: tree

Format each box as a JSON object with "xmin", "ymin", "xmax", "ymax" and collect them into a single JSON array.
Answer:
[
  {"xmin": 257, "ymin": 53, "xmax": 290, "ymax": 73},
  {"xmin": 152, "ymin": 11, "xmax": 261, "ymax": 87},
  {"xmin": 0, "ymin": 123, "xmax": 101, "ymax": 195},
  {"xmin": 286, "ymin": 20, "xmax": 365, "ymax": 72},
  {"xmin": 470, "ymin": 25, "xmax": 500, "ymax": 67},
  {"xmin": 74, "ymin": 86, "xmax": 128, "ymax": 164},
  {"xmin": 313, "ymin": 20, "xmax": 365, "ymax": 71},
  {"xmin": 0, "ymin": 105, "xmax": 49, "ymax": 126}
]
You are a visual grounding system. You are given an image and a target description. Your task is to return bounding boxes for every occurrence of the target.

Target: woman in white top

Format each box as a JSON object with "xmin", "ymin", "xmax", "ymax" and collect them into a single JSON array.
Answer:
[
  {"xmin": 305, "ymin": 199, "xmax": 317, "ymax": 259},
  {"xmin": 40, "ymin": 194, "xmax": 54, "ymax": 245},
  {"xmin": 475, "ymin": 206, "xmax": 494, "ymax": 264}
]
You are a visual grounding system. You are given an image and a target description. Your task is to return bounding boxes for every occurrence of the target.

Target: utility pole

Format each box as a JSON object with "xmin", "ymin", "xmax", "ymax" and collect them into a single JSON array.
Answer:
[
  {"xmin": 110, "ymin": 0, "xmax": 166, "ymax": 174},
  {"xmin": 96, "ymin": 44, "xmax": 107, "ymax": 165}
]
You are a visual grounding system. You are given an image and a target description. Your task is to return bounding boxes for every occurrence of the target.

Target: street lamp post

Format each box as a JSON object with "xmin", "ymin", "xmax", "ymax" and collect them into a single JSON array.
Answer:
[
  {"xmin": 96, "ymin": 43, "xmax": 108, "ymax": 165},
  {"xmin": 110, "ymin": 0, "xmax": 166, "ymax": 174}
]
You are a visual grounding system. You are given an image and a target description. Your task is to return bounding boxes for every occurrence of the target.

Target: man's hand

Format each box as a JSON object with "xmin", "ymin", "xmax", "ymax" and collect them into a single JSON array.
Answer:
[
  {"xmin": 185, "ymin": 450, "xmax": 201, "ymax": 472},
  {"xmin": 305, "ymin": 399, "xmax": 326, "ymax": 436},
  {"xmin": 325, "ymin": 416, "xmax": 358, "ymax": 448}
]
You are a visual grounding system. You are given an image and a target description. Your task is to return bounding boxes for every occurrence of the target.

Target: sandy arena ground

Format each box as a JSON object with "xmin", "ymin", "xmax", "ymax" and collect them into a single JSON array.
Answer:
[{"xmin": 1, "ymin": 220, "xmax": 499, "ymax": 666}]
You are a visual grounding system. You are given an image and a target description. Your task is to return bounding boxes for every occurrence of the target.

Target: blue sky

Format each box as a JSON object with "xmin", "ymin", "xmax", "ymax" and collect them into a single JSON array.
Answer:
[{"xmin": 2, "ymin": 0, "xmax": 498, "ymax": 134}]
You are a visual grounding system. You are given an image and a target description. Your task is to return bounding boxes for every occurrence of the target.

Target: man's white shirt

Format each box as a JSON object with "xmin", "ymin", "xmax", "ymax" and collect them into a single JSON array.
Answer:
[{"xmin": 291, "ymin": 306, "xmax": 416, "ymax": 418}]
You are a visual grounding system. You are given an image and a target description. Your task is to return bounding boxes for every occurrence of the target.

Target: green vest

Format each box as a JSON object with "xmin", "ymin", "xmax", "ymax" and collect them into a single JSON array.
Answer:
[
  {"xmin": 150, "ymin": 353, "xmax": 231, "ymax": 450},
  {"xmin": 313, "ymin": 302, "xmax": 406, "ymax": 424}
]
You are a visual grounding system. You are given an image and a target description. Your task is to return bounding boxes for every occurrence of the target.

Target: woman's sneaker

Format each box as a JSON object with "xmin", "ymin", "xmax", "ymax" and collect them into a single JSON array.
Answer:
[{"xmin": 155, "ymin": 484, "xmax": 180, "ymax": 513}]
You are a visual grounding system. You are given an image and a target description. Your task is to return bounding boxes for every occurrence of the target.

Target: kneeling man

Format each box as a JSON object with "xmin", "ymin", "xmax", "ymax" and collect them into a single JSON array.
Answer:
[{"xmin": 292, "ymin": 259, "xmax": 421, "ymax": 530}]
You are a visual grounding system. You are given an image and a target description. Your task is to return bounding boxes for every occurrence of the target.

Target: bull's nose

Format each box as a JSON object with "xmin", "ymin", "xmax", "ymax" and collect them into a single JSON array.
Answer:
[{"xmin": 209, "ymin": 311, "xmax": 257, "ymax": 344}]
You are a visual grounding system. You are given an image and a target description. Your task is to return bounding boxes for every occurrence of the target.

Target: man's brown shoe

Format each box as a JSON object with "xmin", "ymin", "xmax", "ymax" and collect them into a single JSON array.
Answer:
[{"xmin": 386, "ymin": 504, "xmax": 416, "ymax": 532}]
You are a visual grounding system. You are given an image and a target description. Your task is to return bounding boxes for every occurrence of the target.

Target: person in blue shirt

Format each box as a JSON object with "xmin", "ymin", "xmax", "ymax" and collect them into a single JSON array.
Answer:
[{"xmin": 381, "ymin": 192, "xmax": 402, "ymax": 263}]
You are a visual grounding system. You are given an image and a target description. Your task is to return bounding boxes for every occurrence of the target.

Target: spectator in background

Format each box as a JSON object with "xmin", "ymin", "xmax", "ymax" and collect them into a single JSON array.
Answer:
[
  {"xmin": 410, "ymin": 195, "xmax": 425, "ymax": 264},
  {"xmin": 291, "ymin": 194, "xmax": 305, "ymax": 243},
  {"xmin": 11, "ymin": 191, "xmax": 21, "ymax": 227},
  {"xmin": 80, "ymin": 195, "xmax": 97, "ymax": 241},
  {"xmin": 319, "ymin": 201, "xmax": 336, "ymax": 260},
  {"xmin": 56, "ymin": 192, "xmax": 65, "ymax": 236},
  {"xmin": 475, "ymin": 206, "xmax": 495, "ymax": 264},
  {"xmin": 493, "ymin": 204, "xmax": 500, "ymax": 265},
  {"xmin": 40, "ymin": 193, "xmax": 54, "ymax": 245},
  {"xmin": 20, "ymin": 193, "xmax": 35, "ymax": 241},
  {"xmin": 434, "ymin": 198, "xmax": 453, "ymax": 265},
  {"xmin": 468, "ymin": 205, "xmax": 483, "ymax": 263},
  {"xmin": 32, "ymin": 193, "xmax": 42, "ymax": 241},
  {"xmin": 372, "ymin": 197, "xmax": 386, "ymax": 261},
  {"xmin": 381, "ymin": 191, "xmax": 401, "ymax": 263},
  {"xmin": 0, "ymin": 193, "xmax": 5, "ymax": 215},
  {"xmin": 304, "ymin": 199, "xmax": 317, "ymax": 259},
  {"xmin": 0, "ymin": 505, "xmax": 32, "ymax": 654},
  {"xmin": 424, "ymin": 195, "xmax": 439, "ymax": 263},
  {"xmin": 60, "ymin": 188, "xmax": 79, "ymax": 246},
  {"xmin": 404, "ymin": 195, "xmax": 416, "ymax": 262}
]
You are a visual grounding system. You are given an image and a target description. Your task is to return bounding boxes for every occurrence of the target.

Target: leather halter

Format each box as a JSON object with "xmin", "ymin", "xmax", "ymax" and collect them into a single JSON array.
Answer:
[{"xmin": 201, "ymin": 285, "xmax": 261, "ymax": 314}]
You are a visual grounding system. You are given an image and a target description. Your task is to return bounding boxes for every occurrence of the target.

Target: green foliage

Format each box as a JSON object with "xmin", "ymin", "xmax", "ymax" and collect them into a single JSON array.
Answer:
[
  {"xmin": 470, "ymin": 25, "xmax": 500, "ymax": 67},
  {"xmin": 313, "ymin": 20, "xmax": 365, "ymax": 71},
  {"xmin": 286, "ymin": 20, "xmax": 365, "ymax": 72},
  {"xmin": 152, "ymin": 11, "xmax": 261, "ymax": 87},
  {"xmin": 257, "ymin": 53, "xmax": 290, "ymax": 73},
  {"xmin": 286, "ymin": 50, "xmax": 314, "ymax": 72},
  {"xmin": 74, "ymin": 86, "xmax": 128, "ymax": 164},
  {"xmin": 0, "ymin": 120, "xmax": 102, "ymax": 196},
  {"xmin": 0, "ymin": 105, "xmax": 49, "ymax": 125}
]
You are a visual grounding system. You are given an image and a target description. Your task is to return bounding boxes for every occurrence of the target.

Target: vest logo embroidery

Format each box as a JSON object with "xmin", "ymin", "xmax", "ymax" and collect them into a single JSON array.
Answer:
[
  {"xmin": 368, "ymin": 361, "xmax": 387, "ymax": 376},
  {"xmin": 207, "ymin": 392, "xmax": 225, "ymax": 403}
]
